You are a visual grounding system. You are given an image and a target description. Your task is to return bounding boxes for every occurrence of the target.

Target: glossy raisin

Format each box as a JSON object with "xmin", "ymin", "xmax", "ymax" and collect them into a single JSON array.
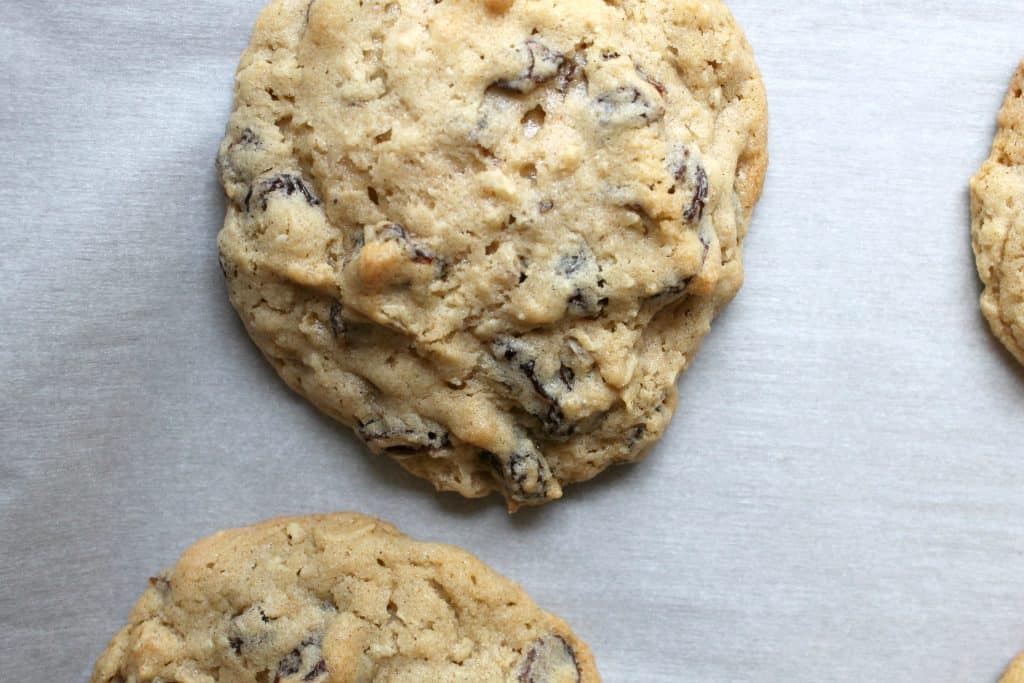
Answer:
[
  {"xmin": 669, "ymin": 147, "xmax": 709, "ymax": 224},
  {"xmin": 357, "ymin": 415, "xmax": 450, "ymax": 457},
  {"xmin": 684, "ymin": 165, "xmax": 708, "ymax": 223},
  {"xmin": 490, "ymin": 339, "xmax": 577, "ymax": 438},
  {"xmin": 518, "ymin": 635, "xmax": 581, "ymax": 683},
  {"xmin": 478, "ymin": 448, "xmax": 555, "ymax": 503},
  {"xmin": 595, "ymin": 86, "xmax": 664, "ymax": 127},
  {"xmin": 247, "ymin": 173, "xmax": 321, "ymax": 212},
  {"xmin": 492, "ymin": 40, "xmax": 565, "ymax": 93}
]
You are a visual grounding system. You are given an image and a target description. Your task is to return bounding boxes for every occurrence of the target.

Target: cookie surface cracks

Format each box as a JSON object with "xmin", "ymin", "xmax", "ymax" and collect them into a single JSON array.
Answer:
[
  {"xmin": 216, "ymin": 0, "xmax": 768, "ymax": 507},
  {"xmin": 91, "ymin": 513, "xmax": 599, "ymax": 682}
]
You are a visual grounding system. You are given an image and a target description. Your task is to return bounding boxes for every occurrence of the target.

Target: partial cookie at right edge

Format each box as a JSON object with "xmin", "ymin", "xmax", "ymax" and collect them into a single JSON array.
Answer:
[
  {"xmin": 1001, "ymin": 651, "xmax": 1024, "ymax": 682},
  {"xmin": 971, "ymin": 61, "xmax": 1024, "ymax": 365}
]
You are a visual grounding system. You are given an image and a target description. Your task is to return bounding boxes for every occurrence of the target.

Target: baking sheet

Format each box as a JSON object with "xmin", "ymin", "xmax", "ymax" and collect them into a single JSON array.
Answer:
[{"xmin": 3, "ymin": 1, "xmax": 1024, "ymax": 680}]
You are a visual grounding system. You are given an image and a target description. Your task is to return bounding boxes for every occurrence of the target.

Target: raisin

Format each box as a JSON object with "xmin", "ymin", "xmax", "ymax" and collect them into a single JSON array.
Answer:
[
  {"xmin": 508, "ymin": 452, "xmax": 540, "ymax": 489},
  {"xmin": 217, "ymin": 128, "xmax": 265, "ymax": 190},
  {"xmin": 247, "ymin": 173, "xmax": 321, "ymax": 212},
  {"xmin": 635, "ymin": 64, "xmax": 667, "ymax": 96},
  {"xmin": 490, "ymin": 339, "xmax": 576, "ymax": 438},
  {"xmin": 518, "ymin": 635, "xmax": 581, "ymax": 683},
  {"xmin": 479, "ymin": 450, "xmax": 504, "ymax": 474},
  {"xmin": 624, "ymin": 203, "xmax": 650, "ymax": 220},
  {"xmin": 219, "ymin": 128, "xmax": 260, "ymax": 178},
  {"xmin": 627, "ymin": 423, "xmax": 647, "ymax": 448},
  {"xmin": 478, "ymin": 447, "xmax": 556, "ymax": 503},
  {"xmin": 684, "ymin": 165, "xmax": 708, "ymax": 223},
  {"xmin": 492, "ymin": 40, "xmax": 565, "ymax": 93},
  {"xmin": 669, "ymin": 150, "xmax": 689, "ymax": 183},
  {"xmin": 277, "ymin": 650, "xmax": 302, "ymax": 678},
  {"xmin": 377, "ymin": 223, "xmax": 438, "ymax": 265},
  {"xmin": 669, "ymin": 147, "xmax": 710, "ymax": 224},
  {"xmin": 558, "ymin": 364, "xmax": 575, "ymax": 389},
  {"xmin": 567, "ymin": 289, "xmax": 608, "ymax": 318},
  {"xmin": 595, "ymin": 86, "xmax": 664, "ymax": 127},
  {"xmin": 554, "ymin": 248, "xmax": 607, "ymax": 318},
  {"xmin": 351, "ymin": 231, "xmax": 366, "ymax": 251},
  {"xmin": 237, "ymin": 128, "xmax": 260, "ymax": 147},
  {"xmin": 328, "ymin": 300, "xmax": 345, "ymax": 338},
  {"xmin": 520, "ymin": 359, "xmax": 568, "ymax": 433},
  {"xmin": 555, "ymin": 51, "xmax": 587, "ymax": 93},
  {"xmin": 646, "ymin": 277, "xmax": 692, "ymax": 302},
  {"xmin": 361, "ymin": 223, "xmax": 448, "ymax": 278},
  {"xmin": 303, "ymin": 660, "xmax": 327, "ymax": 681},
  {"xmin": 557, "ymin": 251, "xmax": 587, "ymax": 276},
  {"xmin": 501, "ymin": 343, "xmax": 517, "ymax": 361},
  {"xmin": 493, "ymin": 341, "xmax": 560, "ymax": 434},
  {"xmin": 357, "ymin": 414, "xmax": 451, "ymax": 457},
  {"xmin": 644, "ymin": 214, "xmax": 711, "ymax": 300},
  {"xmin": 274, "ymin": 636, "xmax": 326, "ymax": 683},
  {"xmin": 228, "ymin": 605, "xmax": 275, "ymax": 657}
]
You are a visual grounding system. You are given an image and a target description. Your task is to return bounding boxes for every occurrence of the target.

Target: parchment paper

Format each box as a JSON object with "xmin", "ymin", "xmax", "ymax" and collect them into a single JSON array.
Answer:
[{"xmin": 2, "ymin": 2, "xmax": 1024, "ymax": 680}]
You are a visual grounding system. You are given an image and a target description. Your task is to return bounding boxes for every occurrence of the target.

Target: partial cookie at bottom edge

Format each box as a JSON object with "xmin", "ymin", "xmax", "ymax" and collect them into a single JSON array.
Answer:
[
  {"xmin": 1002, "ymin": 651, "xmax": 1024, "ymax": 683},
  {"xmin": 91, "ymin": 513, "xmax": 599, "ymax": 682}
]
